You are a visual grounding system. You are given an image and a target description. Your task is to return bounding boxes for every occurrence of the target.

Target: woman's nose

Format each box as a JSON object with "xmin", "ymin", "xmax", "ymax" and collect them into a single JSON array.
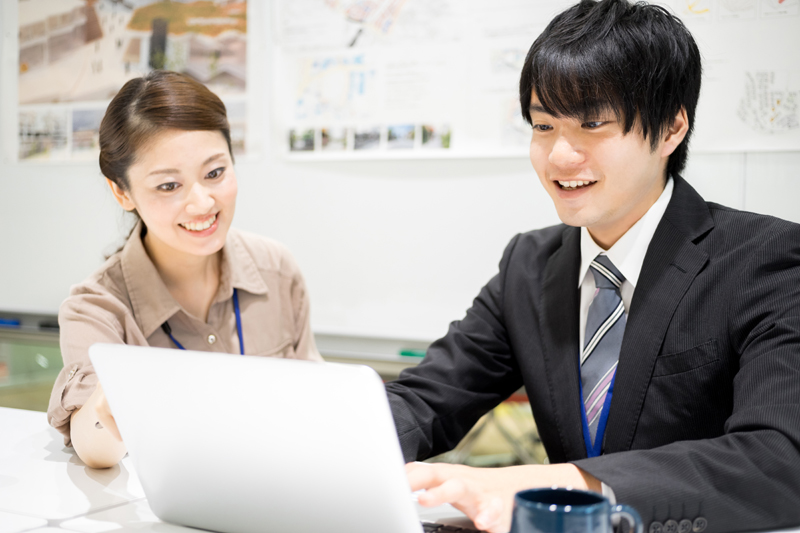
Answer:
[{"xmin": 185, "ymin": 183, "xmax": 215, "ymax": 215}]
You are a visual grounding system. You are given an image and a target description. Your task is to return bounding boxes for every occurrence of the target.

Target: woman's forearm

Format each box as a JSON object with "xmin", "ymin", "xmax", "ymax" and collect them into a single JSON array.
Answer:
[{"xmin": 69, "ymin": 386, "xmax": 127, "ymax": 468}]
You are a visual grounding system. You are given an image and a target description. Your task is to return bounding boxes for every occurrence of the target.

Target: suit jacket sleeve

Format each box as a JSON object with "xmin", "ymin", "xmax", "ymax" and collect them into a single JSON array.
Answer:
[
  {"xmin": 386, "ymin": 235, "xmax": 525, "ymax": 462},
  {"xmin": 573, "ymin": 220, "xmax": 800, "ymax": 531}
]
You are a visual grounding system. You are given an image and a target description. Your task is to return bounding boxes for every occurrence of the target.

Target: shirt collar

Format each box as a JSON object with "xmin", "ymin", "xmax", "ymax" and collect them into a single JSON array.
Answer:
[
  {"xmin": 215, "ymin": 228, "xmax": 269, "ymax": 303},
  {"xmin": 120, "ymin": 220, "xmax": 182, "ymax": 338},
  {"xmin": 120, "ymin": 222, "xmax": 268, "ymax": 338},
  {"xmin": 578, "ymin": 176, "xmax": 674, "ymax": 289}
]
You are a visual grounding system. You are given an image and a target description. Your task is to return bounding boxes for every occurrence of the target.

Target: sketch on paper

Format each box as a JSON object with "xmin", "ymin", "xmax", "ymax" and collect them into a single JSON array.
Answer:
[
  {"xmin": 291, "ymin": 54, "xmax": 378, "ymax": 124},
  {"xmin": 737, "ymin": 71, "xmax": 800, "ymax": 133},
  {"xmin": 18, "ymin": 0, "xmax": 247, "ymax": 104},
  {"xmin": 760, "ymin": 0, "xmax": 799, "ymax": 17},
  {"xmin": 16, "ymin": 0, "xmax": 248, "ymax": 161}
]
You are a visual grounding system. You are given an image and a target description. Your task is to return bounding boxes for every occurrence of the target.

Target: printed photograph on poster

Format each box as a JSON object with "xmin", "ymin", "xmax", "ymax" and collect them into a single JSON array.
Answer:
[
  {"xmin": 421, "ymin": 124, "xmax": 451, "ymax": 150},
  {"xmin": 321, "ymin": 127, "xmax": 348, "ymax": 151},
  {"xmin": 289, "ymin": 129, "xmax": 315, "ymax": 151},
  {"xmin": 71, "ymin": 108, "xmax": 105, "ymax": 159},
  {"xmin": 224, "ymin": 98, "xmax": 247, "ymax": 156},
  {"xmin": 353, "ymin": 128, "xmax": 380, "ymax": 151},
  {"xmin": 16, "ymin": 0, "xmax": 249, "ymax": 162},
  {"xmin": 18, "ymin": 108, "xmax": 69, "ymax": 161},
  {"xmin": 387, "ymin": 124, "xmax": 414, "ymax": 150}
]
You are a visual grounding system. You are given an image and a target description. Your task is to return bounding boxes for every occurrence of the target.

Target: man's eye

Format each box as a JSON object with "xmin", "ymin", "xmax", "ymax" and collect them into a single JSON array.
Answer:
[
  {"xmin": 583, "ymin": 121, "xmax": 604, "ymax": 129},
  {"xmin": 207, "ymin": 167, "xmax": 225, "ymax": 179},
  {"xmin": 533, "ymin": 124, "xmax": 553, "ymax": 132},
  {"xmin": 157, "ymin": 182, "xmax": 179, "ymax": 192}
]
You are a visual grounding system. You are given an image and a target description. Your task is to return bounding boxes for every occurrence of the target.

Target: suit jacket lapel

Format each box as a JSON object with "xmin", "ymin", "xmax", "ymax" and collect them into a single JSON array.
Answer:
[
  {"xmin": 604, "ymin": 176, "xmax": 714, "ymax": 453},
  {"xmin": 539, "ymin": 226, "xmax": 587, "ymax": 461}
]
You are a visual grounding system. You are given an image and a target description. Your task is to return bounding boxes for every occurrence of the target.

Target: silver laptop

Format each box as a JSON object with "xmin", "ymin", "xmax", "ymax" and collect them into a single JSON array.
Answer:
[{"xmin": 90, "ymin": 343, "xmax": 438, "ymax": 533}]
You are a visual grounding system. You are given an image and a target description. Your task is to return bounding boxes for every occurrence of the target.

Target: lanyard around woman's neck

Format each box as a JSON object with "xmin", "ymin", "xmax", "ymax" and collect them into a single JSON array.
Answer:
[{"xmin": 160, "ymin": 288, "xmax": 245, "ymax": 355}]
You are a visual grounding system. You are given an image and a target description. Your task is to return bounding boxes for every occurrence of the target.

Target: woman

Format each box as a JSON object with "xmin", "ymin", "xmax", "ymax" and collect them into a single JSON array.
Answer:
[{"xmin": 47, "ymin": 71, "xmax": 322, "ymax": 468}]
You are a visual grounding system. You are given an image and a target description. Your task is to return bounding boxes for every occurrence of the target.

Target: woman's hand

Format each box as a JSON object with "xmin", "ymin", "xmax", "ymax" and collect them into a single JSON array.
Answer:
[{"xmin": 407, "ymin": 462, "xmax": 601, "ymax": 533}]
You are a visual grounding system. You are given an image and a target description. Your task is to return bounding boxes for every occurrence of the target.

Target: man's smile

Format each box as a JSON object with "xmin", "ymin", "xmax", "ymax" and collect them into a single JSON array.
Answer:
[{"xmin": 557, "ymin": 180, "xmax": 597, "ymax": 191}]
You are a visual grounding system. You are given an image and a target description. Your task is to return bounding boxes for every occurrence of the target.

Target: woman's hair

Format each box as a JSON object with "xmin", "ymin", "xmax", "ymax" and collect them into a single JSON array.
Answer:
[
  {"xmin": 99, "ymin": 70, "xmax": 233, "ymax": 192},
  {"xmin": 519, "ymin": 0, "xmax": 702, "ymax": 177}
]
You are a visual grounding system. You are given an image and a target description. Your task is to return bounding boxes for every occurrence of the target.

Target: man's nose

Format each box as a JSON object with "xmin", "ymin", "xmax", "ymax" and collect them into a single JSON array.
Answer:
[{"xmin": 549, "ymin": 136, "xmax": 584, "ymax": 168}]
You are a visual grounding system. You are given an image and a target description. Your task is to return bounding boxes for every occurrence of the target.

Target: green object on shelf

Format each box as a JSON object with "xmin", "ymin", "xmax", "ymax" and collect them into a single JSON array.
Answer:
[
  {"xmin": 0, "ymin": 338, "xmax": 63, "ymax": 412},
  {"xmin": 399, "ymin": 349, "xmax": 426, "ymax": 358}
]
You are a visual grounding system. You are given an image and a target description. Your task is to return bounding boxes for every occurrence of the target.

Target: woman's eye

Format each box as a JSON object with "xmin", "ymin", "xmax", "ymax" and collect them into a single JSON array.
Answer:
[
  {"xmin": 157, "ymin": 182, "xmax": 179, "ymax": 192},
  {"xmin": 533, "ymin": 124, "xmax": 553, "ymax": 132},
  {"xmin": 207, "ymin": 167, "xmax": 225, "ymax": 179}
]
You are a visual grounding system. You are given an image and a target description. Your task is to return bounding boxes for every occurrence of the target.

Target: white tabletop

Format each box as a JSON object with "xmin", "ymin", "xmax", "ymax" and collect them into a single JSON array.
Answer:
[
  {"xmin": 0, "ymin": 406, "xmax": 468, "ymax": 533},
  {"xmin": 2, "ymin": 406, "xmax": 798, "ymax": 533},
  {"xmin": 59, "ymin": 499, "xmax": 193, "ymax": 532},
  {"xmin": 0, "ymin": 511, "xmax": 46, "ymax": 533},
  {"xmin": 0, "ymin": 407, "xmax": 144, "ymax": 522}
]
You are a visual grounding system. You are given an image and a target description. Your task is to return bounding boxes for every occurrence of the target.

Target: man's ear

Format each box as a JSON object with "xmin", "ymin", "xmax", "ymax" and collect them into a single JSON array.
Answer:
[
  {"xmin": 661, "ymin": 107, "xmax": 689, "ymax": 158},
  {"xmin": 106, "ymin": 178, "xmax": 136, "ymax": 212}
]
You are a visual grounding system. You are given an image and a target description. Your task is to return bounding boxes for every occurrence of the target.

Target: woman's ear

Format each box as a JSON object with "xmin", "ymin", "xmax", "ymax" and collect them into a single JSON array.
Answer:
[
  {"xmin": 106, "ymin": 178, "xmax": 136, "ymax": 212},
  {"xmin": 660, "ymin": 107, "xmax": 689, "ymax": 158}
]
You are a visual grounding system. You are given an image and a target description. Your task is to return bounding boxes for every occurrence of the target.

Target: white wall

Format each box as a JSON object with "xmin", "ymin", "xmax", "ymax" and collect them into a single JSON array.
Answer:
[
  {"xmin": 2, "ymin": 150, "xmax": 797, "ymax": 341},
  {"xmin": 1, "ymin": 2, "xmax": 798, "ymax": 342}
]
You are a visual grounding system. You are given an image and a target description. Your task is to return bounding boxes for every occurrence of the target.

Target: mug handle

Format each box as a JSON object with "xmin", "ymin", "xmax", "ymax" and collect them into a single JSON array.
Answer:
[{"xmin": 612, "ymin": 504, "xmax": 643, "ymax": 533}]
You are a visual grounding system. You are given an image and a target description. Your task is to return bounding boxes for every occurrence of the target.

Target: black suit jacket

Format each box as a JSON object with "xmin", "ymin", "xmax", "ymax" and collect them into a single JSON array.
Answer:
[{"xmin": 386, "ymin": 175, "xmax": 800, "ymax": 532}]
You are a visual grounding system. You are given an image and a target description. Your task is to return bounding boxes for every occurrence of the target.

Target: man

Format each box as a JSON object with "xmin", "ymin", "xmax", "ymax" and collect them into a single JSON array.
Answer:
[{"xmin": 385, "ymin": 1, "xmax": 800, "ymax": 532}]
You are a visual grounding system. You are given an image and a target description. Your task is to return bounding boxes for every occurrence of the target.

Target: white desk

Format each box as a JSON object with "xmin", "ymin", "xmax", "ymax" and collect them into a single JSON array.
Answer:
[
  {"xmin": 1, "ymin": 406, "xmax": 798, "ymax": 533},
  {"xmin": 0, "ymin": 407, "xmax": 144, "ymax": 520},
  {"xmin": 0, "ymin": 407, "xmax": 201, "ymax": 532},
  {"xmin": 0, "ymin": 407, "xmax": 470, "ymax": 532}
]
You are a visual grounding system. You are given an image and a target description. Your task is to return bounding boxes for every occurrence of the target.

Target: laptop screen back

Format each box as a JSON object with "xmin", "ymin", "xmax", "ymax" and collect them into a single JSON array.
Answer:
[{"xmin": 90, "ymin": 343, "xmax": 422, "ymax": 533}]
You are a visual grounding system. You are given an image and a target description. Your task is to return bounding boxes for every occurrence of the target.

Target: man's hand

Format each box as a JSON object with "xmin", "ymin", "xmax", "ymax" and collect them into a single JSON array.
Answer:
[{"xmin": 407, "ymin": 462, "xmax": 602, "ymax": 533}]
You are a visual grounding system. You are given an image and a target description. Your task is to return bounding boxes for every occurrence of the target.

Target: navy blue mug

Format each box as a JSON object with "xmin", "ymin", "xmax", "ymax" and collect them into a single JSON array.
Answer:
[{"xmin": 510, "ymin": 487, "xmax": 643, "ymax": 533}]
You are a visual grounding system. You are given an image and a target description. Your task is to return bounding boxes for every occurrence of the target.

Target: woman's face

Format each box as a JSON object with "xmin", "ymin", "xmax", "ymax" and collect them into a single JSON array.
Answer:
[{"xmin": 111, "ymin": 129, "xmax": 237, "ymax": 259}]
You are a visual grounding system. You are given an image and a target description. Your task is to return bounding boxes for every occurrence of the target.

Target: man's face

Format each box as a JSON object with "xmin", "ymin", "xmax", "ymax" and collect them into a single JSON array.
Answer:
[{"xmin": 528, "ymin": 94, "xmax": 670, "ymax": 249}]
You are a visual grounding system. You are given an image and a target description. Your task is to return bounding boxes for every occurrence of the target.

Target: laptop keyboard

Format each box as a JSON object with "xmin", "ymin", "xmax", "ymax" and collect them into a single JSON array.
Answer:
[{"xmin": 421, "ymin": 522, "xmax": 479, "ymax": 532}]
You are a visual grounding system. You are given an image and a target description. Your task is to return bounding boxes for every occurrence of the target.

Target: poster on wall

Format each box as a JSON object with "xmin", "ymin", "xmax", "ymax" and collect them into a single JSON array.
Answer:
[
  {"xmin": 16, "ymin": 0, "xmax": 248, "ymax": 162},
  {"xmin": 273, "ymin": 0, "xmax": 800, "ymax": 160},
  {"xmin": 272, "ymin": 0, "xmax": 547, "ymax": 160}
]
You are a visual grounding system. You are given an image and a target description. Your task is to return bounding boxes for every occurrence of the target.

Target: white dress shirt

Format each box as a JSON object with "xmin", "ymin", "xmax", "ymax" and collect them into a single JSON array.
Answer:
[
  {"xmin": 575, "ymin": 177, "xmax": 673, "ymax": 500},
  {"xmin": 578, "ymin": 177, "xmax": 674, "ymax": 350}
]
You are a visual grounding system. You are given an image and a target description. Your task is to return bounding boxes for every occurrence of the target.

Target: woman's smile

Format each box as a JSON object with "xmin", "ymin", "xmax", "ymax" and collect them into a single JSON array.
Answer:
[{"xmin": 179, "ymin": 212, "xmax": 219, "ymax": 233}]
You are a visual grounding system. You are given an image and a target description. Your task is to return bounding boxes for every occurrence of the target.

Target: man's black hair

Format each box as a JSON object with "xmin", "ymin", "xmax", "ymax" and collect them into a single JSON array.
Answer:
[{"xmin": 519, "ymin": 0, "xmax": 702, "ymax": 177}]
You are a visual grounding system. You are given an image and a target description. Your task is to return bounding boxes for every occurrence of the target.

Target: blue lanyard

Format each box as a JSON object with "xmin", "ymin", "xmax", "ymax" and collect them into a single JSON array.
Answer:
[
  {"xmin": 578, "ymin": 369, "xmax": 617, "ymax": 458},
  {"xmin": 160, "ymin": 288, "xmax": 245, "ymax": 355}
]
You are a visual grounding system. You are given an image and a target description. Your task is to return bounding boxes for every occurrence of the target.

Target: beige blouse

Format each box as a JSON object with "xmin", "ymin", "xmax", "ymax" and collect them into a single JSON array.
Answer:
[{"xmin": 48, "ymin": 222, "xmax": 322, "ymax": 444}]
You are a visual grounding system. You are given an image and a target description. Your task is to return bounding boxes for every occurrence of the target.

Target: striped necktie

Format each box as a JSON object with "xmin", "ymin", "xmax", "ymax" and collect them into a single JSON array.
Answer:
[{"xmin": 582, "ymin": 254, "xmax": 626, "ymax": 446}]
